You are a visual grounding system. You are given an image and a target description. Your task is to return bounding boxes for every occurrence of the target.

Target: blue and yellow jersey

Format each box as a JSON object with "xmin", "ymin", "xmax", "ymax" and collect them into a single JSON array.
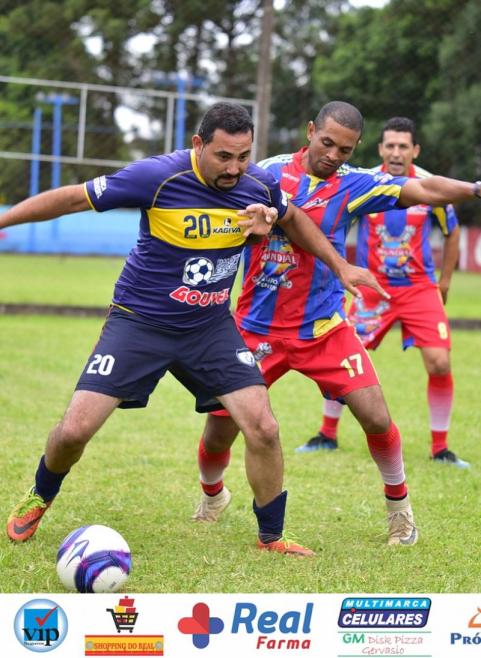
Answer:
[
  {"xmin": 355, "ymin": 164, "xmax": 459, "ymax": 287},
  {"xmin": 236, "ymin": 147, "xmax": 408, "ymax": 339},
  {"xmin": 84, "ymin": 148, "xmax": 287, "ymax": 330}
]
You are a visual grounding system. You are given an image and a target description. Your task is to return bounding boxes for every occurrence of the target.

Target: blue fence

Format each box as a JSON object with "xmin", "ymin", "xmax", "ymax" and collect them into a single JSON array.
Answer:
[{"xmin": 0, "ymin": 205, "xmax": 139, "ymax": 256}]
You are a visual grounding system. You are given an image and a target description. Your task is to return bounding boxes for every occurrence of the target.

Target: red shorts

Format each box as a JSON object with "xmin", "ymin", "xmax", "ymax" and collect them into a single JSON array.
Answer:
[
  {"xmin": 348, "ymin": 285, "xmax": 451, "ymax": 350},
  {"xmin": 211, "ymin": 320, "xmax": 380, "ymax": 416}
]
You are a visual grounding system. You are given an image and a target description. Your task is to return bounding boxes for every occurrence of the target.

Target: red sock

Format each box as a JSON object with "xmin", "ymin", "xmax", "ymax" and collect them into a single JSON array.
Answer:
[
  {"xmin": 320, "ymin": 400, "xmax": 343, "ymax": 439},
  {"xmin": 366, "ymin": 422, "xmax": 407, "ymax": 499},
  {"xmin": 320, "ymin": 415, "xmax": 339, "ymax": 439},
  {"xmin": 428, "ymin": 373, "xmax": 453, "ymax": 455},
  {"xmin": 198, "ymin": 437, "xmax": 231, "ymax": 496}
]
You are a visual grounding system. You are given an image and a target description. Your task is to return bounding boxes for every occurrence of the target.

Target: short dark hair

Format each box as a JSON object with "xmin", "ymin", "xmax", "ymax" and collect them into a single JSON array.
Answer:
[
  {"xmin": 381, "ymin": 117, "xmax": 417, "ymax": 145},
  {"xmin": 197, "ymin": 102, "xmax": 254, "ymax": 144},
  {"xmin": 313, "ymin": 101, "xmax": 364, "ymax": 133}
]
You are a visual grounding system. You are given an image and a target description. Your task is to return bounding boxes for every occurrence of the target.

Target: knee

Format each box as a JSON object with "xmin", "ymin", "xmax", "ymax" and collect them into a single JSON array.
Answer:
[
  {"xmin": 361, "ymin": 407, "xmax": 391, "ymax": 435},
  {"xmin": 427, "ymin": 359, "xmax": 450, "ymax": 376},
  {"xmin": 246, "ymin": 414, "xmax": 280, "ymax": 451},
  {"xmin": 54, "ymin": 418, "xmax": 94, "ymax": 450},
  {"xmin": 203, "ymin": 416, "xmax": 239, "ymax": 451}
]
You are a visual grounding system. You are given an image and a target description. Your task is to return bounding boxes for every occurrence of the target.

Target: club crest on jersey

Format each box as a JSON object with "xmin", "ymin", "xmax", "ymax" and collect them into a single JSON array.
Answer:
[
  {"xmin": 236, "ymin": 349, "xmax": 256, "ymax": 367},
  {"xmin": 376, "ymin": 225, "xmax": 416, "ymax": 278},
  {"xmin": 252, "ymin": 232, "xmax": 298, "ymax": 291}
]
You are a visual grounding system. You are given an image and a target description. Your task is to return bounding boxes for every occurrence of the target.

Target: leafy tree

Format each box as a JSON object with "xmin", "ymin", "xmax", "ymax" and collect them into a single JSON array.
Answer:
[
  {"xmin": 310, "ymin": 0, "xmax": 466, "ymax": 167},
  {"xmin": 422, "ymin": 0, "xmax": 481, "ymax": 224}
]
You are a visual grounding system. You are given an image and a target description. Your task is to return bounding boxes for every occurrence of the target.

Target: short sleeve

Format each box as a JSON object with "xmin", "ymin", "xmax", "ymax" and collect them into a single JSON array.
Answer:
[{"xmin": 85, "ymin": 157, "xmax": 166, "ymax": 212}]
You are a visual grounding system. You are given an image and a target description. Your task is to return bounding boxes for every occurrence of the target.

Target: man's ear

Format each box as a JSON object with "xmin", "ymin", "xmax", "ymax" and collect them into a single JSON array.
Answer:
[
  {"xmin": 306, "ymin": 121, "xmax": 315, "ymax": 142},
  {"xmin": 413, "ymin": 143, "xmax": 421, "ymax": 160},
  {"xmin": 192, "ymin": 134, "xmax": 203, "ymax": 153}
]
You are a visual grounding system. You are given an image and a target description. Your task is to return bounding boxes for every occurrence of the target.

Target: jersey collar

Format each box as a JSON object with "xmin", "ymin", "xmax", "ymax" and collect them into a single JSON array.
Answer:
[
  {"xmin": 380, "ymin": 162, "xmax": 417, "ymax": 178},
  {"xmin": 190, "ymin": 148, "xmax": 208, "ymax": 186}
]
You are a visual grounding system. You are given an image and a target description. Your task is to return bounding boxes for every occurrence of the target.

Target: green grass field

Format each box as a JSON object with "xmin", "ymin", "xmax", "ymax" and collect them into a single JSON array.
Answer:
[{"xmin": 0, "ymin": 256, "xmax": 480, "ymax": 593}]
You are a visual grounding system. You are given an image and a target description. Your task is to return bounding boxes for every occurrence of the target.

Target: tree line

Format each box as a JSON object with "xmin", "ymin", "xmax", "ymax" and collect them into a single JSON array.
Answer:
[{"xmin": 0, "ymin": 0, "xmax": 479, "ymax": 223}]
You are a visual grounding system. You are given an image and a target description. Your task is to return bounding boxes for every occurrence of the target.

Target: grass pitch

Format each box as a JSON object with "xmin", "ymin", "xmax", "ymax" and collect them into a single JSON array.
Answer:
[{"xmin": 0, "ymin": 256, "xmax": 479, "ymax": 593}]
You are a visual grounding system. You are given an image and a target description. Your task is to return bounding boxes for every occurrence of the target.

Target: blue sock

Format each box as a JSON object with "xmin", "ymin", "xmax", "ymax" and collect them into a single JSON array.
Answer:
[
  {"xmin": 35, "ymin": 455, "xmax": 69, "ymax": 502},
  {"xmin": 253, "ymin": 490, "xmax": 287, "ymax": 543}
]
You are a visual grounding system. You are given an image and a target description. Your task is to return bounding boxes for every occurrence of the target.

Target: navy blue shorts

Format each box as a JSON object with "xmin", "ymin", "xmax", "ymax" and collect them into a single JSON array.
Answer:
[{"xmin": 76, "ymin": 308, "xmax": 265, "ymax": 412}]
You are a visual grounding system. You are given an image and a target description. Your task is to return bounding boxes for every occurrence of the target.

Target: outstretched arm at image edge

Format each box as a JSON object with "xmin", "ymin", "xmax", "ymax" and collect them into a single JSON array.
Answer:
[
  {"xmin": 399, "ymin": 177, "xmax": 477, "ymax": 208},
  {"xmin": 0, "ymin": 184, "xmax": 91, "ymax": 229}
]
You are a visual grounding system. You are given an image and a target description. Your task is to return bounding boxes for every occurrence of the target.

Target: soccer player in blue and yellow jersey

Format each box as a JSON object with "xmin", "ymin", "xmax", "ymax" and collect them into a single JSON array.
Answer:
[
  {"xmin": 4, "ymin": 102, "xmax": 385, "ymax": 557},
  {"xmin": 193, "ymin": 103, "xmax": 480, "ymax": 548},
  {"xmin": 302, "ymin": 117, "xmax": 469, "ymax": 469}
]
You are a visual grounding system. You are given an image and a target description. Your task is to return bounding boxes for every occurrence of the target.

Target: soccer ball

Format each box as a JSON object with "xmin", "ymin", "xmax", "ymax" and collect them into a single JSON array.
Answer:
[
  {"xmin": 183, "ymin": 256, "xmax": 214, "ymax": 286},
  {"xmin": 56, "ymin": 524, "xmax": 132, "ymax": 593}
]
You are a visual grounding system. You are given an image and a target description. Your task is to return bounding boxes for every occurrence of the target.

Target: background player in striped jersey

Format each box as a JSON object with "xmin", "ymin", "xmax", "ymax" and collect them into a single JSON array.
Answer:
[
  {"xmin": 300, "ymin": 117, "xmax": 468, "ymax": 469},
  {"xmin": 5, "ymin": 102, "xmax": 386, "ymax": 557},
  {"xmin": 193, "ymin": 102, "xmax": 479, "ymax": 547}
]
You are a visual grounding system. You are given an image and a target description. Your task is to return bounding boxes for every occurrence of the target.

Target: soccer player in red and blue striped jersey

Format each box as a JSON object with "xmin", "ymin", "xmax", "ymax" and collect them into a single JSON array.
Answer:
[
  {"xmin": 195, "ymin": 103, "xmax": 480, "ymax": 546},
  {"xmin": 306, "ymin": 117, "xmax": 469, "ymax": 469}
]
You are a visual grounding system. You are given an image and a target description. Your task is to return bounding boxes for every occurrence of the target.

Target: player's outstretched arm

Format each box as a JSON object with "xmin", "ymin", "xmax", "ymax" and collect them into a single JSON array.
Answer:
[
  {"xmin": 237, "ymin": 203, "xmax": 278, "ymax": 237},
  {"xmin": 0, "ymin": 184, "xmax": 90, "ymax": 229},
  {"xmin": 278, "ymin": 202, "xmax": 389, "ymax": 299},
  {"xmin": 399, "ymin": 177, "xmax": 480, "ymax": 208}
]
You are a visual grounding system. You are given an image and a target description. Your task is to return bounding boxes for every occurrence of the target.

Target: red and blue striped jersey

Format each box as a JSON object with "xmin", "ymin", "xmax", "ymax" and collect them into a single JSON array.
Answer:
[
  {"xmin": 355, "ymin": 164, "xmax": 458, "ymax": 287},
  {"xmin": 236, "ymin": 147, "xmax": 408, "ymax": 339},
  {"xmin": 84, "ymin": 148, "xmax": 287, "ymax": 330}
]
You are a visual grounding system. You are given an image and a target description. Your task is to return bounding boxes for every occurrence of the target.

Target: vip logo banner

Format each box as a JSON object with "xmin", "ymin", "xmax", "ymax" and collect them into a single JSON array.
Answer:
[{"xmin": 0, "ymin": 593, "xmax": 480, "ymax": 657}]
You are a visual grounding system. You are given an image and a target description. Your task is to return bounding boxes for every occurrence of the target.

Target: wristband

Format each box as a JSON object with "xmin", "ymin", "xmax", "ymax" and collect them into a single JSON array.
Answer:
[{"xmin": 474, "ymin": 181, "xmax": 481, "ymax": 198}]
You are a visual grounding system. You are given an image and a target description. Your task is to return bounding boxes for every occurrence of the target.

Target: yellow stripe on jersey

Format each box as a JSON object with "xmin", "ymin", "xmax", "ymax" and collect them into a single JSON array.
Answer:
[
  {"xmin": 432, "ymin": 206, "xmax": 449, "ymax": 235},
  {"xmin": 83, "ymin": 182, "xmax": 96, "ymax": 210},
  {"xmin": 347, "ymin": 184, "xmax": 402, "ymax": 214},
  {"xmin": 307, "ymin": 174, "xmax": 323, "ymax": 194},
  {"xmin": 190, "ymin": 148, "xmax": 207, "ymax": 185},
  {"xmin": 313, "ymin": 311, "xmax": 344, "ymax": 338},
  {"xmin": 147, "ymin": 207, "xmax": 246, "ymax": 249}
]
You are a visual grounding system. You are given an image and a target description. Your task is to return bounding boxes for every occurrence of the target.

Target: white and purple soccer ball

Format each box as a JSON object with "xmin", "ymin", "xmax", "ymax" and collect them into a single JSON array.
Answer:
[
  {"xmin": 183, "ymin": 257, "xmax": 214, "ymax": 286},
  {"xmin": 56, "ymin": 524, "xmax": 131, "ymax": 593}
]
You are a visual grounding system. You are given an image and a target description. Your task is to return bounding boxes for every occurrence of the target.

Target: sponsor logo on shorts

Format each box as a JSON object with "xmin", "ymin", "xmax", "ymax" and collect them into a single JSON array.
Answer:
[
  {"xmin": 236, "ymin": 348, "xmax": 256, "ymax": 367},
  {"xmin": 252, "ymin": 342, "xmax": 272, "ymax": 362}
]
